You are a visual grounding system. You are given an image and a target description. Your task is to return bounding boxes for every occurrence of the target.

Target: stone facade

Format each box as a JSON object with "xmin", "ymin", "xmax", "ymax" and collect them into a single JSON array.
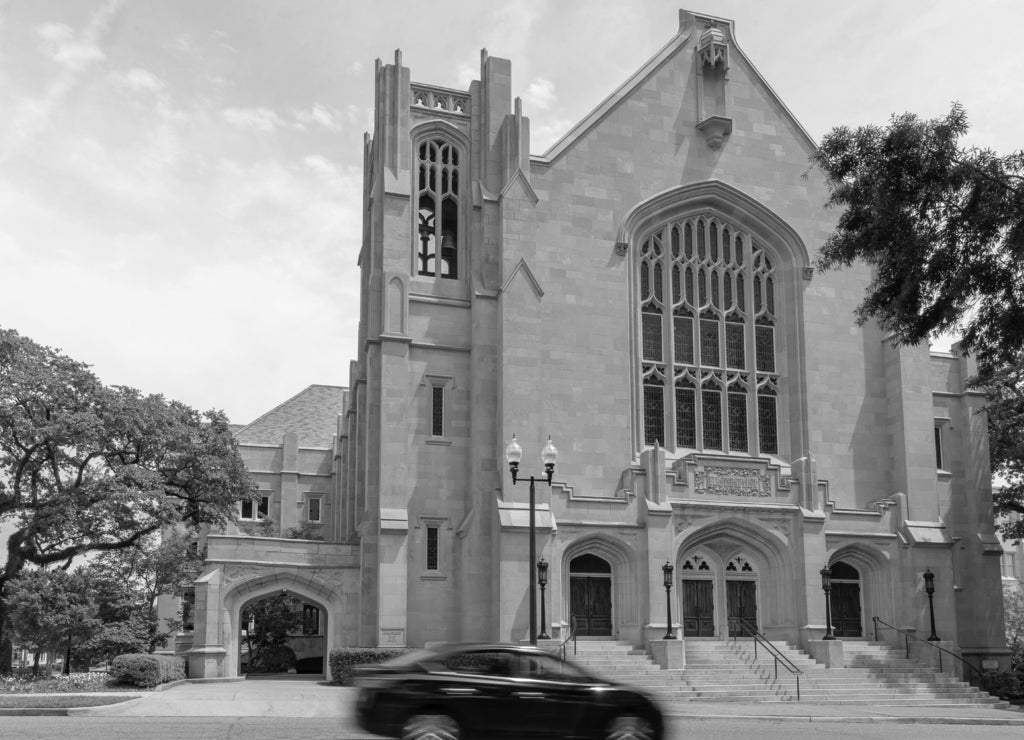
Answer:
[{"xmin": 186, "ymin": 9, "xmax": 1010, "ymax": 677}]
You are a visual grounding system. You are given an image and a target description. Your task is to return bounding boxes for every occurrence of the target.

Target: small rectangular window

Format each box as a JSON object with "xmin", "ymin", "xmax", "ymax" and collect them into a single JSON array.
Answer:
[
  {"xmin": 431, "ymin": 386, "xmax": 444, "ymax": 436},
  {"xmin": 934, "ymin": 426, "xmax": 943, "ymax": 470},
  {"xmin": 240, "ymin": 495, "xmax": 269, "ymax": 521},
  {"xmin": 308, "ymin": 497, "xmax": 322, "ymax": 523},
  {"xmin": 426, "ymin": 526, "xmax": 439, "ymax": 571}
]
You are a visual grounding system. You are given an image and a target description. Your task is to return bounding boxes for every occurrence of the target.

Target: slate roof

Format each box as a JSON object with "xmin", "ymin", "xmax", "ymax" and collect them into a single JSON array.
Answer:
[{"xmin": 234, "ymin": 385, "xmax": 346, "ymax": 448}]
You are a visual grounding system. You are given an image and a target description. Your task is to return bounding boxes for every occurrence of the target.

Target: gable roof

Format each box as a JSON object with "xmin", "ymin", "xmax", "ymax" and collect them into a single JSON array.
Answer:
[
  {"xmin": 234, "ymin": 384, "xmax": 347, "ymax": 448},
  {"xmin": 530, "ymin": 9, "xmax": 817, "ymax": 166}
]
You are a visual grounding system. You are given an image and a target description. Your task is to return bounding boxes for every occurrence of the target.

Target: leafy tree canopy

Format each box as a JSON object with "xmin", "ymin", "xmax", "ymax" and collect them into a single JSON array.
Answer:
[
  {"xmin": 0, "ymin": 326, "xmax": 256, "ymax": 671},
  {"xmin": 812, "ymin": 106, "xmax": 1024, "ymax": 541},
  {"xmin": 810, "ymin": 103, "xmax": 1024, "ymax": 366}
]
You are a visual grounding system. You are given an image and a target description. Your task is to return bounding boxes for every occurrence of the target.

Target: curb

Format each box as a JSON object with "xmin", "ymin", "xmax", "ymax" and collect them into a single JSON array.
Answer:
[{"xmin": 665, "ymin": 713, "xmax": 1024, "ymax": 725}]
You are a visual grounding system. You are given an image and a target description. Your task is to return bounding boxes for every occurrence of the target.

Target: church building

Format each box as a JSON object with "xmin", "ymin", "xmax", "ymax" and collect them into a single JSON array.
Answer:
[{"xmin": 184, "ymin": 9, "xmax": 1009, "ymax": 678}]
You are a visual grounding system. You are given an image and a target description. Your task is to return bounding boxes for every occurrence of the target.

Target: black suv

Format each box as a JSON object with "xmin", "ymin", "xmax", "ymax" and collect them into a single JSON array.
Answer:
[{"xmin": 353, "ymin": 642, "xmax": 664, "ymax": 740}]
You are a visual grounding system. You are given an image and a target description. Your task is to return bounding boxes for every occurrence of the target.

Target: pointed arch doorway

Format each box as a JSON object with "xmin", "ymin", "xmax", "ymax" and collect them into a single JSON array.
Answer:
[
  {"xmin": 828, "ymin": 561, "xmax": 863, "ymax": 637},
  {"xmin": 569, "ymin": 554, "xmax": 612, "ymax": 636}
]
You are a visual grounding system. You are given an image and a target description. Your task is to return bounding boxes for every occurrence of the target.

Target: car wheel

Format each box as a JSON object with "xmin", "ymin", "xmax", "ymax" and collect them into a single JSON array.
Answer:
[
  {"xmin": 401, "ymin": 712, "xmax": 461, "ymax": 740},
  {"xmin": 604, "ymin": 713, "xmax": 656, "ymax": 740}
]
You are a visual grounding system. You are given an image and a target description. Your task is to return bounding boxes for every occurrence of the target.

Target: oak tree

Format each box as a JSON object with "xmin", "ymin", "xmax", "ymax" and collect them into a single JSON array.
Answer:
[
  {"xmin": 0, "ymin": 327, "xmax": 255, "ymax": 672},
  {"xmin": 811, "ymin": 105, "xmax": 1024, "ymax": 540}
]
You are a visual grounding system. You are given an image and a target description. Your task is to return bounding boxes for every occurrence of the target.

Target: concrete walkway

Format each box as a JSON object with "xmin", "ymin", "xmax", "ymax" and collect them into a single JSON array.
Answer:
[{"xmin": 37, "ymin": 676, "xmax": 1020, "ymax": 725}]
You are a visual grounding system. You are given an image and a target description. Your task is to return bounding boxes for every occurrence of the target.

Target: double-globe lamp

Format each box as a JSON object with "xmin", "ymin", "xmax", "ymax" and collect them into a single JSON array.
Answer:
[{"xmin": 505, "ymin": 434, "xmax": 558, "ymax": 644}]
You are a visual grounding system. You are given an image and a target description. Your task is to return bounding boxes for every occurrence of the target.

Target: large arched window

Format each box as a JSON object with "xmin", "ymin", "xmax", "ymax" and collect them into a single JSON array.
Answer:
[
  {"xmin": 638, "ymin": 216, "xmax": 779, "ymax": 455},
  {"xmin": 416, "ymin": 138, "xmax": 461, "ymax": 279}
]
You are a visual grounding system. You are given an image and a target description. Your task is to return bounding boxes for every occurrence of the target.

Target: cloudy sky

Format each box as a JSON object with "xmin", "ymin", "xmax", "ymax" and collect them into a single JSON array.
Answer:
[{"xmin": 1, "ymin": 0, "xmax": 1021, "ymax": 425}]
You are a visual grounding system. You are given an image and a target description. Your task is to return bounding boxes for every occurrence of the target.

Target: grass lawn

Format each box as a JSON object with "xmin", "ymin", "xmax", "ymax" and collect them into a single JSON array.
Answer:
[{"xmin": 0, "ymin": 693, "xmax": 140, "ymax": 709}]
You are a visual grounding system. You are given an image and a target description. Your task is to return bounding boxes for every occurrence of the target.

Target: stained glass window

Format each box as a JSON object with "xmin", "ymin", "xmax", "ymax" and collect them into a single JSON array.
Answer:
[{"xmin": 639, "ymin": 218, "xmax": 779, "ymax": 455}]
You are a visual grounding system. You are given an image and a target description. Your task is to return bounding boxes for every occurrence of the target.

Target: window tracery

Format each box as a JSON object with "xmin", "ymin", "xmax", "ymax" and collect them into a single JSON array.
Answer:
[
  {"xmin": 639, "ymin": 216, "xmax": 779, "ymax": 455},
  {"xmin": 416, "ymin": 138, "xmax": 461, "ymax": 279}
]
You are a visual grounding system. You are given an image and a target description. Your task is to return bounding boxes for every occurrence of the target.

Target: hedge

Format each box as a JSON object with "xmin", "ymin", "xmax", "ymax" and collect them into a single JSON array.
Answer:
[
  {"xmin": 978, "ymin": 670, "xmax": 1023, "ymax": 700},
  {"xmin": 109, "ymin": 653, "xmax": 186, "ymax": 688},
  {"xmin": 328, "ymin": 647, "xmax": 410, "ymax": 685}
]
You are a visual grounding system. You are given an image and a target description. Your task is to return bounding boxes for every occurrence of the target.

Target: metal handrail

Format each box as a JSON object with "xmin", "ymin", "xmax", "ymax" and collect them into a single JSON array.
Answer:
[
  {"xmin": 729, "ymin": 617, "xmax": 802, "ymax": 700},
  {"xmin": 552, "ymin": 615, "xmax": 578, "ymax": 660},
  {"xmin": 871, "ymin": 616, "xmax": 985, "ymax": 685}
]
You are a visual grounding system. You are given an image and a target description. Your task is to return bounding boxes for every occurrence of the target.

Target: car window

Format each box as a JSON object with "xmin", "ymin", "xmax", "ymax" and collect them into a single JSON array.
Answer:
[
  {"xmin": 511, "ymin": 653, "xmax": 593, "ymax": 682},
  {"xmin": 441, "ymin": 650, "xmax": 514, "ymax": 677}
]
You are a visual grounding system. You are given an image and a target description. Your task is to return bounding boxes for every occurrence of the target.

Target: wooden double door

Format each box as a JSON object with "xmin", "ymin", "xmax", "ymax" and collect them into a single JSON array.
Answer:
[
  {"xmin": 570, "ymin": 575, "xmax": 612, "ymax": 636},
  {"xmin": 682, "ymin": 579, "xmax": 758, "ymax": 637}
]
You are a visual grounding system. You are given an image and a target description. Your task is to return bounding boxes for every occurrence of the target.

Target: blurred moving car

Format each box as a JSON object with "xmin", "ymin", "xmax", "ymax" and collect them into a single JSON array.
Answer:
[{"xmin": 353, "ymin": 642, "xmax": 664, "ymax": 740}]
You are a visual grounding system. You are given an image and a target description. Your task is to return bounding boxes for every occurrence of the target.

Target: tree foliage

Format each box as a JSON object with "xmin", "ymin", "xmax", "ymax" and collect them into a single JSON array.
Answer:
[
  {"xmin": 812, "ymin": 106, "xmax": 1024, "ymax": 539},
  {"xmin": 810, "ymin": 104, "xmax": 1024, "ymax": 366},
  {"xmin": 242, "ymin": 593, "xmax": 303, "ymax": 673},
  {"xmin": 975, "ymin": 356, "xmax": 1024, "ymax": 541},
  {"xmin": 1005, "ymin": 587, "xmax": 1024, "ymax": 668},
  {"xmin": 0, "ymin": 327, "xmax": 256, "ymax": 672},
  {"xmin": 5, "ymin": 568, "xmax": 101, "ymax": 674}
]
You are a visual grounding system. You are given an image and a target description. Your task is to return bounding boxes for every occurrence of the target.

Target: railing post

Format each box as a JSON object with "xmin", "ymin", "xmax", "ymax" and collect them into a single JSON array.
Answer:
[{"xmin": 873, "ymin": 616, "xmax": 878, "ymax": 642}]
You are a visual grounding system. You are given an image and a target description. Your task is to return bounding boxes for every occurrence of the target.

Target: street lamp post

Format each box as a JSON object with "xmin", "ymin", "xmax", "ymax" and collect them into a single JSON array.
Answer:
[
  {"xmin": 662, "ymin": 561, "xmax": 676, "ymax": 640},
  {"xmin": 923, "ymin": 568, "xmax": 940, "ymax": 641},
  {"xmin": 505, "ymin": 433, "xmax": 558, "ymax": 645},
  {"xmin": 537, "ymin": 559, "xmax": 550, "ymax": 640},
  {"xmin": 820, "ymin": 567, "xmax": 835, "ymax": 640}
]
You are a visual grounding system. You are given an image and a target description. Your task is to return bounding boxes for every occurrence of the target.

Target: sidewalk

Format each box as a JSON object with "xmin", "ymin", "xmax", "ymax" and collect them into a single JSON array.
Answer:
[{"xmin": 2, "ymin": 676, "xmax": 1021, "ymax": 726}]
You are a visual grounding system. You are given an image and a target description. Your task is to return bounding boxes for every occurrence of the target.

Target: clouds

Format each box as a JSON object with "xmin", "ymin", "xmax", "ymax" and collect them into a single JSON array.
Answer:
[{"xmin": 223, "ymin": 102, "xmax": 354, "ymax": 134}]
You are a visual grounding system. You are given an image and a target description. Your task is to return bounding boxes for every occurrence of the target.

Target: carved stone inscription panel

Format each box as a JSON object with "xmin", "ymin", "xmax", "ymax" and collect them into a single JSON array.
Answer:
[{"xmin": 694, "ymin": 466, "xmax": 771, "ymax": 497}]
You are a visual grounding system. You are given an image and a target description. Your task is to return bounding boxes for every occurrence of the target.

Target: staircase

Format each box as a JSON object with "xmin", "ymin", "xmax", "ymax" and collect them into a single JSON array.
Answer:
[{"xmin": 568, "ymin": 638, "xmax": 1006, "ymax": 706}]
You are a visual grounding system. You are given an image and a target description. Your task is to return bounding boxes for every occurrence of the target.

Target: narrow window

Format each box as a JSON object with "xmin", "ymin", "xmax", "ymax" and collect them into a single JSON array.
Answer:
[
  {"xmin": 240, "ymin": 499, "xmax": 254, "ymax": 520},
  {"xmin": 181, "ymin": 588, "xmax": 195, "ymax": 631},
  {"xmin": 303, "ymin": 605, "xmax": 320, "ymax": 635},
  {"xmin": 934, "ymin": 426, "xmax": 943, "ymax": 470},
  {"xmin": 758, "ymin": 389, "xmax": 778, "ymax": 455},
  {"xmin": 426, "ymin": 525, "xmax": 439, "ymax": 571},
  {"xmin": 728, "ymin": 390, "xmax": 748, "ymax": 452},
  {"xmin": 432, "ymin": 385, "xmax": 444, "ymax": 437},
  {"xmin": 644, "ymin": 378, "xmax": 665, "ymax": 446},
  {"xmin": 308, "ymin": 497, "xmax": 322, "ymax": 523},
  {"xmin": 675, "ymin": 382, "xmax": 697, "ymax": 448},
  {"xmin": 416, "ymin": 139, "xmax": 460, "ymax": 279},
  {"xmin": 702, "ymin": 387, "xmax": 723, "ymax": 450}
]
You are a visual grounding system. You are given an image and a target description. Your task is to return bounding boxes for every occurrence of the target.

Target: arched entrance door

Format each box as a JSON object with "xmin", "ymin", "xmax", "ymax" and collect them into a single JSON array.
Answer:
[
  {"xmin": 570, "ymin": 554, "xmax": 612, "ymax": 636},
  {"xmin": 725, "ymin": 558, "xmax": 758, "ymax": 637},
  {"xmin": 680, "ymin": 555, "xmax": 715, "ymax": 637},
  {"xmin": 829, "ymin": 561, "xmax": 862, "ymax": 637}
]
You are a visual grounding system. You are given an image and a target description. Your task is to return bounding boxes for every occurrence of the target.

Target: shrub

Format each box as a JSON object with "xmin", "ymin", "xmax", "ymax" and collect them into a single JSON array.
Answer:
[
  {"xmin": 979, "ymin": 670, "xmax": 1023, "ymax": 700},
  {"xmin": 109, "ymin": 653, "xmax": 186, "ymax": 688},
  {"xmin": 249, "ymin": 644, "xmax": 296, "ymax": 673},
  {"xmin": 328, "ymin": 647, "xmax": 410, "ymax": 685}
]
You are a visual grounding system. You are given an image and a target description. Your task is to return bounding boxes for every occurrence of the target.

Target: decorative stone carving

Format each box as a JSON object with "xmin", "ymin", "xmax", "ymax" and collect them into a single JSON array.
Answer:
[
  {"xmin": 697, "ymin": 24, "xmax": 729, "ymax": 70},
  {"xmin": 614, "ymin": 241, "xmax": 629, "ymax": 256},
  {"xmin": 694, "ymin": 466, "xmax": 771, "ymax": 497},
  {"xmin": 411, "ymin": 84, "xmax": 469, "ymax": 116}
]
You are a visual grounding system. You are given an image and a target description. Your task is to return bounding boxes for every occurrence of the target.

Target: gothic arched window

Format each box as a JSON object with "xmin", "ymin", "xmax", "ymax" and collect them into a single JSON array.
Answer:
[
  {"xmin": 639, "ymin": 216, "xmax": 779, "ymax": 455},
  {"xmin": 416, "ymin": 138, "xmax": 461, "ymax": 279}
]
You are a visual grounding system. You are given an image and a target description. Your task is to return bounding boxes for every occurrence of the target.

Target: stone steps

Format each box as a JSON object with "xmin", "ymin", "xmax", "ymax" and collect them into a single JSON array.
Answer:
[{"xmin": 564, "ymin": 638, "xmax": 1006, "ymax": 706}]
